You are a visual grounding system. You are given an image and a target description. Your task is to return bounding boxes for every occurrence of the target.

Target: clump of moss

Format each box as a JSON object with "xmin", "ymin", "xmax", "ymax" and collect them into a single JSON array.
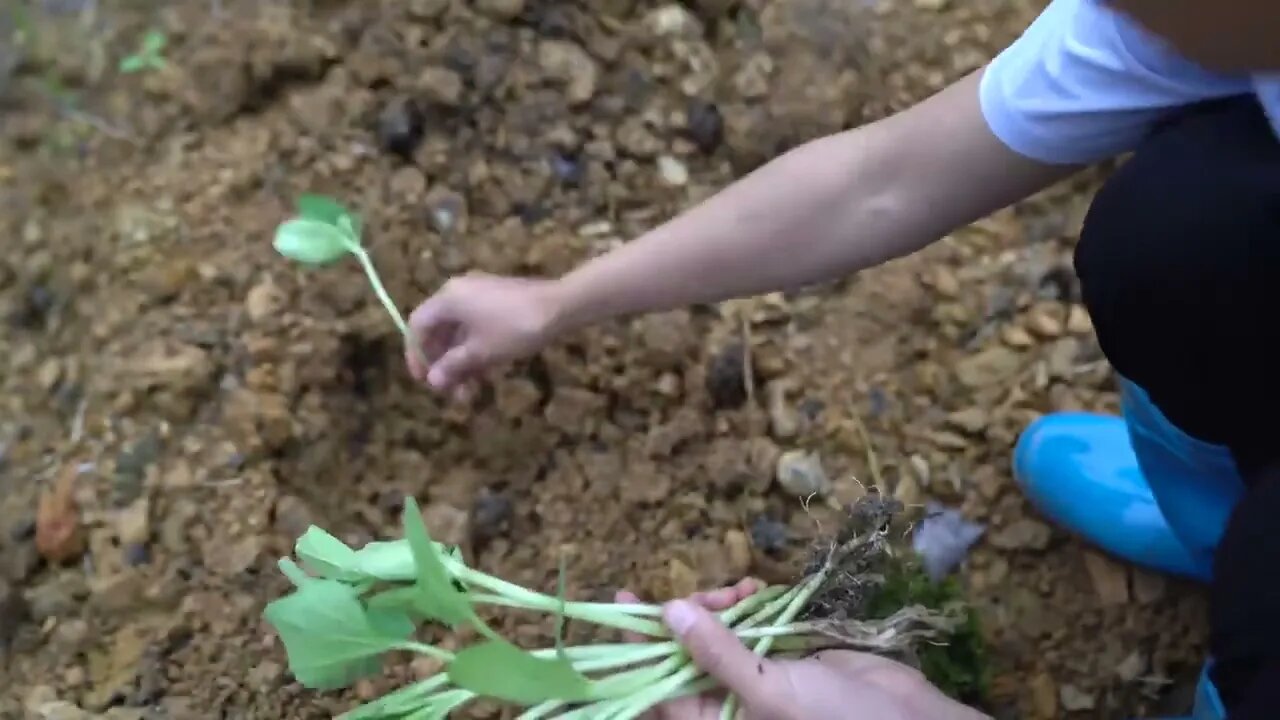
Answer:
[{"xmin": 866, "ymin": 559, "xmax": 990, "ymax": 705}]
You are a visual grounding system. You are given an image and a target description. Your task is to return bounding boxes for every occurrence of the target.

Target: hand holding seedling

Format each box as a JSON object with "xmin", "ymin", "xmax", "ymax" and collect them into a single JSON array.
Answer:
[{"xmin": 625, "ymin": 587, "xmax": 989, "ymax": 720}]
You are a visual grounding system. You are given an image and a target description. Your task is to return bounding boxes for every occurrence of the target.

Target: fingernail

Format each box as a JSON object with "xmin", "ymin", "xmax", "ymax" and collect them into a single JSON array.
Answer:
[{"xmin": 664, "ymin": 600, "xmax": 698, "ymax": 637}]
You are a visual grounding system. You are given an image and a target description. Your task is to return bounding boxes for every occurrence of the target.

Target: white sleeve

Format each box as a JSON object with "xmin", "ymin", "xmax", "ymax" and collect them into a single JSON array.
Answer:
[{"xmin": 979, "ymin": 0, "xmax": 1253, "ymax": 165}]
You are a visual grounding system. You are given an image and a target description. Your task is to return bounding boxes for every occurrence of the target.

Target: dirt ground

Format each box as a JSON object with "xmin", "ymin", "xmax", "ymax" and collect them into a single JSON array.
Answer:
[{"xmin": 0, "ymin": 1, "xmax": 1212, "ymax": 718}]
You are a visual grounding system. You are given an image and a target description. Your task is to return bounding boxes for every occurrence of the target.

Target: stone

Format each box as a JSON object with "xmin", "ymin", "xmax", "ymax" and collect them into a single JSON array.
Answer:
[
  {"xmin": 1082, "ymin": 550, "xmax": 1129, "ymax": 606},
  {"xmin": 914, "ymin": 0, "xmax": 949, "ymax": 10},
  {"xmin": 945, "ymin": 407, "xmax": 988, "ymax": 435},
  {"xmin": 706, "ymin": 342, "xmax": 749, "ymax": 409},
  {"xmin": 1059, "ymin": 684, "xmax": 1096, "ymax": 712},
  {"xmin": 1000, "ymin": 324, "xmax": 1035, "ymax": 349},
  {"xmin": 116, "ymin": 498, "xmax": 150, "ymax": 546},
  {"xmin": 538, "ymin": 40, "xmax": 598, "ymax": 106},
  {"xmin": 424, "ymin": 186, "xmax": 468, "ymax": 235},
  {"xmin": 766, "ymin": 379, "xmax": 799, "ymax": 440},
  {"xmin": 668, "ymin": 558, "xmax": 698, "ymax": 599},
  {"xmin": 247, "ymin": 660, "xmax": 282, "ymax": 690},
  {"xmin": 657, "ymin": 156, "xmax": 689, "ymax": 186},
  {"xmin": 988, "ymin": 518, "xmax": 1051, "ymax": 551},
  {"xmin": 37, "ymin": 359, "xmax": 62, "ymax": 392},
  {"xmin": 1067, "ymin": 304, "xmax": 1093, "ymax": 334},
  {"xmin": 5, "ymin": 542, "xmax": 39, "ymax": 582},
  {"xmin": 1029, "ymin": 673, "xmax": 1057, "ymax": 719},
  {"xmin": 376, "ymin": 96, "xmax": 424, "ymax": 159},
  {"xmin": 955, "ymin": 346, "xmax": 1022, "ymax": 389},
  {"xmin": 422, "ymin": 503, "xmax": 470, "ymax": 555},
  {"xmin": 245, "ymin": 278, "xmax": 285, "ymax": 323},
  {"xmin": 28, "ymin": 700, "xmax": 93, "ymax": 720},
  {"xmin": 273, "ymin": 494, "xmax": 314, "ymax": 540},
  {"xmin": 775, "ymin": 450, "xmax": 830, "ymax": 497},
  {"xmin": 408, "ymin": 0, "xmax": 448, "ymax": 19},
  {"xmin": 686, "ymin": 98, "xmax": 723, "ymax": 153},
  {"xmin": 496, "ymin": 379, "xmax": 542, "ymax": 419},
  {"xmin": 418, "ymin": 66, "xmax": 463, "ymax": 107},
  {"xmin": 24, "ymin": 573, "xmax": 87, "ymax": 621},
  {"xmin": 1027, "ymin": 303, "xmax": 1065, "ymax": 338},
  {"xmin": 1116, "ymin": 651, "xmax": 1147, "ymax": 682}
]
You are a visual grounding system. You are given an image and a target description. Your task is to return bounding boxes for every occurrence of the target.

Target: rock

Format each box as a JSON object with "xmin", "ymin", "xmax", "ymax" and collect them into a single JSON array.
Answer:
[
  {"xmin": 424, "ymin": 185, "xmax": 467, "ymax": 235},
  {"xmin": 28, "ymin": 700, "xmax": 93, "ymax": 720},
  {"xmin": 116, "ymin": 498, "xmax": 150, "ymax": 547},
  {"xmin": 706, "ymin": 342, "xmax": 749, "ymax": 410},
  {"xmin": 1028, "ymin": 673, "xmax": 1057, "ymax": 719},
  {"xmin": 247, "ymin": 660, "xmax": 283, "ymax": 690},
  {"xmin": 955, "ymin": 346, "xmax": 1022, "ymax": 389},
  {"xmin": 36, "ymin": 465, "xmax": 84, "ymax": 565},
  {"xmin": 634, "ymin": 311, "xmax": 694, "ymax": 369},
  {"xmin": 390, "ymin": 167, "xmax": 427, "ymax": 201},
  {"xmin": 766, "ymin": 380, "xmax": 799, "ymax": 439},
  {"xmin": 37, "ymin": 359, "xmax": 62, "ymax": 392},
  {"xmin": 411, "ymin": 654, "xmax": 445, "ymax": 680},
  {"xmin": 1059, "ymin": 684, "xmax": 1096, "ymax": 712},
  {"xmin": 472, "ymin": 491, "xmax": 512, "ymax": 544},
  {"xmin": 418, "ymin": 66, "xmax": 463, "ymax": 107},
  {"xmin": 724, "ymin": 530, "xmax": 751, "ymax": 577},
  {"xmin": 88, "ymin": 571, "xmax": 146, "ymax": 614},
  {"xmin": 912, "ymin": 503, "xmax": 985, "ymax": 581},
  {"xmin": 273, "ymin": 494, "xmax": 314, "ymax": 540},
  {"xmin": 1131, "ymin": 570, "xmax": 1167, "ymax": 605},
  {"xmin": 245, "ymin": 278, "xmax": 285, "ymax": 323},
  {"xmin": 537, "ymin": 40, "xmax": 598, "ymax": 106},
  {"xmin": 118, "ymin": 340, "xmax": 215, "ymax": 412},
  {"xmin": 894, "ymin": 472, "xmax": 922, "ymax": 507},
  {"xmin": 203, "ymin": 535, "xmax": 263, "ymax": 577},
  {"xmin": 408, "ymin": 0, "xmax": 448, "ymax": 19},
  {"xmin": 775, "ymin": 450, "xmax": 829, "ymax": 497},
  {"xmin": 1116, "ymin": 651, "xmax": 1146, "ymax": 682},
  {"xmin": 1067, "ymin": 304, "xmax": 1093, "ymax": 334},
  {"xmin": 544, "ymin": 387, "xmax": 607, "ymax": 434},
  {"xmin": 616, "ymin": 117, "xmax": 662, "ymax": 159},
  {"xmin": 1001, "ymin": 324, "xmax": 1036, "ymax": 349},
  {"xmin": 376, "ymin": 96, "xmax": 424, "ymax": 159},
  {"xmin": 668, "ymin": 558, "xmax": 698, "ymax": 599},
  {"xmin": 988, "ymin": 518, "xmax": 1052, "ymax": 551},
  {"xmin": 422, "ymin": 503, "xmax": 470, "ymax": 555},
  {"xmin": 0, "ymin": 579, "xmax": 29, "ymax": 647},
  {"xmin": 657, "ymin": 156, "xmax": 689, "ymax": 186},
  {"xmin": 914, "ymin": 0, "xmax": 949, "ymax": 9},
  {"xmin": 749, "ymin": 515, "xmax": 788, "ymax": 556},
  {"xmin": 477, "ymin": 0, "xmax": 525, "ymax": 20},
  {"xmin": 495, "ymin": 379, "xmax": 542, "ymax": 419},
  {"xmin": 1082, "ymin": 550, "xmax": 1129, "ymax": 606},
  {"xmin": 945, "ymin": 407, "xmax": 988, "ymax": 435},
  {"xmin": 1027, "ymin": 303, "xmax": 1065, "ymax": 338},
  {"xmin": 645, "ymin": 4, "xmax": 703, "ymax": 37},
  {"xmin": 686, "ymin": 99, "xmax": 723, "ymax": 153}
]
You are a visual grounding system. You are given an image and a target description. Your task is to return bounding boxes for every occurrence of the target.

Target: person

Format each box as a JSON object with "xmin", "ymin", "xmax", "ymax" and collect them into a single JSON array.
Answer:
[{"xmin": 405, "ymin": 0, "xmax": 1280, "ymax": 717}]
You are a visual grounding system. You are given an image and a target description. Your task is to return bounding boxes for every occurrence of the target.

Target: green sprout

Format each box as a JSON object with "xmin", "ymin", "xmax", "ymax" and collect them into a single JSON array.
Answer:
[
  {"xmin": 119, "ymin": 29, "xmax": 167, "ymax": 74},
  {"xmin": 263, "ymin": 496, "xmax": 968, "ymax": 718},
  {"xmin": 272, "ymin": 194, "xmax": 430, "ymax": 368}
]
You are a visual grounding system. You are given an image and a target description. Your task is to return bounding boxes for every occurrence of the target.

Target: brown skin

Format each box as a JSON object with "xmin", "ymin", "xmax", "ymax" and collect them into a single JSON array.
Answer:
[{"xmin": 1107, "ymin": 0, "xmax": 1280, "ymax": 71}]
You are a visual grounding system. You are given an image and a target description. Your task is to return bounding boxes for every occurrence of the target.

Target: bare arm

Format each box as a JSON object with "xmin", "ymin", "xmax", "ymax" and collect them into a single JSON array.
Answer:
[{"xmin": 552, "ymin": 68, "xmax": 1078, "ymax": 330}]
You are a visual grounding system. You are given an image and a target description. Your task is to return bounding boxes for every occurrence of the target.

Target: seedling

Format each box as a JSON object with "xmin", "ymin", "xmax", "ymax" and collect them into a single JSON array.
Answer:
[
  {"xmin": 272, "ymin": 194, "xmax": 430, "ymax": 368},
  {"xmin": 119, "ymin": 29, "xmax": 167, "ymax": 74},
  {"xmin": 264, "ymin": 496, "xmax": 966, "ymax": 718}
]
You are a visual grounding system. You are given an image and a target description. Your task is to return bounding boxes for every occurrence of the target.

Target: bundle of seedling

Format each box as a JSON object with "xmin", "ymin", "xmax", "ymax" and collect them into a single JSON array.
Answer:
[{"xmin": 265, "ymin": 196, "xmax": 972, "ymax": 718}]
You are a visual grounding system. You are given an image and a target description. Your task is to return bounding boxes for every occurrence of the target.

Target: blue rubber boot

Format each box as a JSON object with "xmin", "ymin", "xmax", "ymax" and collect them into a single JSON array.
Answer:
[{"xmin": 1012, "ymin": 378, "xmax": 1245, "ymax": 582}]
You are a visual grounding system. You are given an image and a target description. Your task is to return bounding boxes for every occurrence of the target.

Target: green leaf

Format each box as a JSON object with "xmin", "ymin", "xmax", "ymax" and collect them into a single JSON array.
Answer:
[
  {"xmin": 402, "ymin": 497, "xmax": 476, "ymax": 627},
  {"xmin": 448, "ymin": 639, "xmax": 593, "ymax": 705},
  {"xmin": 295, "ymin": 526, "xmax": 363, "ymax": 580},
  {"xmin": 274, "ymin": 217, "xmax": 354, "ymax": 266},
  {"xmin": 142, "ymin": 30, "xmax": 167, "ymax": 53},
  {"xmin": 278, "ymin": 557, "xmax": 314, "ymax": 588},
  {"xmin": 119, "ymin": 55, "xmax": 146, "ymax": 74},
  {"xmin": 263, "ymin": 579, "xmax": 413, "ymax": 690},
  {"xmin": 343, "ymin": 677, "xmax": 447, "ymax": 719},
  {"xmin": 354, "ymin": 540, "xmax": 417, "ymax": 581},
  {"xmin": 297, "ymin": 193, "xmax": 352, "ymax": 227}
]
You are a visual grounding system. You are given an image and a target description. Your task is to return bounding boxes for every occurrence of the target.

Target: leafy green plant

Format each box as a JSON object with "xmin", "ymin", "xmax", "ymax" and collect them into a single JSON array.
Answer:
[
  {"xmin": 272, "ymin": 194, "xmax": 431, "ymax": 368},
  {"xmin": 119, "ymin": 29, "xmax": 167, "ymax": 74},
  {"xmin": 264, "ymin": 496, "xmax": 969, "ymax": 718}
]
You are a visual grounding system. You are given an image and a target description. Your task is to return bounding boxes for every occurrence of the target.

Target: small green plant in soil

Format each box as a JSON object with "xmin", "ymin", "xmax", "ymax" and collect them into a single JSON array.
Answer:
[
  {"xmin": 263, "ymin": 495, "xmax": 970, "ymax": 719},
  {"xmin": 118, "ymin": 29, "xmax": 167, "ymax": 74}
]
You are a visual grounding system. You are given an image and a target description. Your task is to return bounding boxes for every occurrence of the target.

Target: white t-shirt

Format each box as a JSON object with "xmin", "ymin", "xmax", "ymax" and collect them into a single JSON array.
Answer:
[{"xmin": 980, "ymin": 0, "xmax": 1280, "ymax": 164}]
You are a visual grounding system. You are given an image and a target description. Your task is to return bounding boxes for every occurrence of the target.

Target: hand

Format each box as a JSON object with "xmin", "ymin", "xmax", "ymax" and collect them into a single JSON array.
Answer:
[
  {"xmin": 617, "ymin": 582, "xmax": 988, "ymax": 720},
  {"xmin": 405, "ymin": 273, "xmax": 564, "ymax": 395}
]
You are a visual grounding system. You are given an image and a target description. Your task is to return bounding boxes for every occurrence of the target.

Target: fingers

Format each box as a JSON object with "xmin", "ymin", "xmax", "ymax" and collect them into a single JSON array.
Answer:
[
  {"xmin": 615, "ymin": 590, "xmax": 646, "ymax": 643},
  {"xmin": 695, "ymin": 577, "xmax": 759, "ymax": 611},
  {"xmin": 662, "ymin": 600, "xmax": 790, "ymax": 715}
]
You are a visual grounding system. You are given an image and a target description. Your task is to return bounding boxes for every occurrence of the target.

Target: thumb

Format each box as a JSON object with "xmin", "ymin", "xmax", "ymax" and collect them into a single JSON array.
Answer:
[
  {"xmin": 663, "ymin": 600, "xmax": 791, "ymax": 714},
  {"xmin": 426, "ymin": 344, "xmax": 476, "ymax": 390}
]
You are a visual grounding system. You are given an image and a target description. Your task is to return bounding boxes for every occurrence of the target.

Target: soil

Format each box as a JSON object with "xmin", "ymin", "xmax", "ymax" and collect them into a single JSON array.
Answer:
[{"xmin": 0, "ymin": 1, "xmax": 1209, "ymax": 718}]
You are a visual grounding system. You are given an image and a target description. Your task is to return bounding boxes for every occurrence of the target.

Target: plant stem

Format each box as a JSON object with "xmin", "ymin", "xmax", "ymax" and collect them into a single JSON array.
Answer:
[
  {"xmin": 396, "ymin": 641, "xmax": 456, "ymax": 662},
  {"xmin": 718, "ymin": 570, "xmax": 827, "ymax": 719},
  {"xmin": 350, "ymin": 245, "xmax": 434, "ymax": 372}
]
